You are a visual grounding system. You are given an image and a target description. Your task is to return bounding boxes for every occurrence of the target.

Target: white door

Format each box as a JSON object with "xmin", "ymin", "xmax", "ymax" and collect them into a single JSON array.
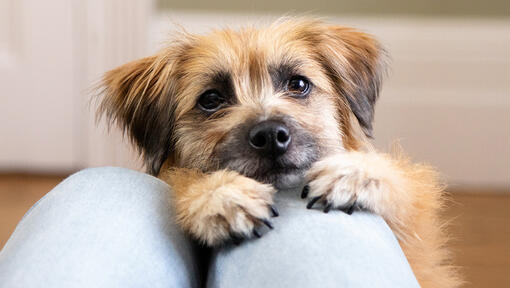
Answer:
[
  {"xmin": 0, "ymin": 0, "xmax": 151, "ymax": 172},
  {"xmin": 0, "ymin": 0, "xmax": 76, "ymax": 171}
]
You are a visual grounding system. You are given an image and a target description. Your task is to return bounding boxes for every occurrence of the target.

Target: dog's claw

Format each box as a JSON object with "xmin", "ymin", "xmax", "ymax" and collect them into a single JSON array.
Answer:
[
  {"xmin": 230, "ymin": 234, "xmax": 244, "ymax": 245},
  {"xmin": 341, "ymin": 204, "xmax": 356, "ymax": 215},
  {"xmin": 261, "ymin": 219, "xmax": 274, "ymax": 229},
  {"xmin": 323, "ymin": 203, "xmax": 332, "ymax": 213},
  {"xmin": 301, "ymin": 185, "xmax": 310, "ymax": 199},
  {"xmin": 253, "ymin": 228, "xmax": 262, "ymax": 238},
  {"xmin": 306, "ymin": 196, "xmax": 321, "ymax": 209},
  {"xmin": 270, "ymin": 205, "xmax": 279, "ymax": 217}
]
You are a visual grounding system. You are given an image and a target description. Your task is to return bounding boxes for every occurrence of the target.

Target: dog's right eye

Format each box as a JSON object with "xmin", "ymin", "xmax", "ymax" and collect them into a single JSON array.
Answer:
[{"xmin": 197, "ymin": 90, "xmax": 225, "ymax": 112}]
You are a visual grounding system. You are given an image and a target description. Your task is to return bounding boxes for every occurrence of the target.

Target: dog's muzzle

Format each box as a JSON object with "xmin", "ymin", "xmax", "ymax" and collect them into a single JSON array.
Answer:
[{"xmin": 248, "ymin": 120, "xmax": 291, "ymax": 156}]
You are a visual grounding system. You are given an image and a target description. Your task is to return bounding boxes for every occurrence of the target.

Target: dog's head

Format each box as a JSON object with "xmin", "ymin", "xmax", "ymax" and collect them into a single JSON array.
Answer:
[{"xmin": 98, "ymin": 18, "xmax": 386, "ymax": 188}]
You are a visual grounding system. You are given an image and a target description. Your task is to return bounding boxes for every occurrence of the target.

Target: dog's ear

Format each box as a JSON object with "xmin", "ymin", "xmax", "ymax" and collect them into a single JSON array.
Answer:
[
  {"xmin": 98, "ymin": 53, "xmax": 177, "ymax": 175},
  {"xmin": 317, "ymin": 26, "xmax": 387, "ymax": 138}
]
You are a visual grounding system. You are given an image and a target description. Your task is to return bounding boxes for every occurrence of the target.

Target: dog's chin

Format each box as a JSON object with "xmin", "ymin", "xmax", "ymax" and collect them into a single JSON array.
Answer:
[
  {"xmin": 271, "ymin": 170, "xmax": 306, "ymax": 189},
  {"xmin": 218, "ymin": 149, "xmax": 319, "ymax": 189},
  {"xmin": 220, "ymin": 158, "xmax": 310, "ymax": 189},
  {"xmin": 252, "ymin": 168, "xmax": 306, "ymax": 189}
]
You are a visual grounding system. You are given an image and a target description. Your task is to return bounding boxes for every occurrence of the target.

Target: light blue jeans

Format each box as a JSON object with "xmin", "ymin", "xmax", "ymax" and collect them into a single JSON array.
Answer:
[{"xmin": 0, "ymin": 167, "xmax": 419, "ymax": 288}]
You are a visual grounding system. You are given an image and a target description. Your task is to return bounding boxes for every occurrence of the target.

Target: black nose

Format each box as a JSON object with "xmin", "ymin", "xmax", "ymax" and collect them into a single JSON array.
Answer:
[{"xmin": 249, "ymin": 120, "xmax": 291, "ymax": 156}]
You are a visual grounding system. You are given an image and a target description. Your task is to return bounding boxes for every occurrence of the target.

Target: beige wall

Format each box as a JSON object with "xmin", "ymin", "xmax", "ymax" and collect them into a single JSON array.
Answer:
[{"xmin": 158, "ymin": 0, "xmax": 510, "ymax": 17}]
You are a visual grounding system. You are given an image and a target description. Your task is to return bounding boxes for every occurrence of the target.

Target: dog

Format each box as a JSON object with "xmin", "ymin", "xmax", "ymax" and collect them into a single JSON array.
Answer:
[{"xmin": 98, "ymin": 18, "xmax": 461, "ymax": 287}]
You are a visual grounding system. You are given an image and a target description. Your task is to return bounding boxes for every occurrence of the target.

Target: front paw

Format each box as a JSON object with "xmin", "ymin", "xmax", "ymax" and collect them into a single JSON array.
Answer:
[
  {"xmin": 301, "ymin": 152, "xmax": 383, "ymax": 214},
  {"xmin": 174, "ymin": 170, "xmax": 278, "ymax": 246}
]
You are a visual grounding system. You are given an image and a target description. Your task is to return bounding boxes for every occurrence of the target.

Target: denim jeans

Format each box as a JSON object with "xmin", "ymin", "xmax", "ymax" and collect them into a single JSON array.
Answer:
[{"xmin": 0, "ymin": 167, "xmax": 419, "ymax": 287}]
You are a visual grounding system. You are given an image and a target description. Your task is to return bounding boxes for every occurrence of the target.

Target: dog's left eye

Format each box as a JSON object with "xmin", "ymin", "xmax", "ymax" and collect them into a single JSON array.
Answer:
[
  {"xmin": 197, "ymin": 90, "xmax": 226, "ymax": 112},
  {"xmin": 287, "ymin": 76, "xmax": 311, "ymax": 98}
]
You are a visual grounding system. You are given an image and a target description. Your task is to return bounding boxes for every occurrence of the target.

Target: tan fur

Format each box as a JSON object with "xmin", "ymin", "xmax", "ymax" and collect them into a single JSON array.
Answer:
[
  {"xmin": 161, "ymin": 168, "xmax": 276, "ymax": 246},
  {"xmin": 306, "ymin": 150, "xmax": 461, "ymax": 287},
  {"xmin": 98, "ymin": 18, "xmax": 461, "ymax": 287}
]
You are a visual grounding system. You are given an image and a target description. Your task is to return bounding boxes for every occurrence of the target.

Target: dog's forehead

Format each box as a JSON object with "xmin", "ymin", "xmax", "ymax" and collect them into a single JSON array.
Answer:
[
  {"xmin": 183, "ymin": 24, "xmax": 320, "ymax": 74},
  {"xmin": 171, "ymin": 22, "xmax": 332, "ymax": 116}
]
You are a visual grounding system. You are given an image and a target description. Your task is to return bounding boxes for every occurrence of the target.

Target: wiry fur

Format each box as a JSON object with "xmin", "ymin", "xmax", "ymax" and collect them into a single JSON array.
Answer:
[
  {"xmin": 161, "ymin": 168, "xmax": 276, "ymax": 245},
  {"xmin": 306, "ymin": 150, "xmax": 461, "ymax": 287},
  {"xmin": 98, "ymin": 18, "xmax": 461, "ymax": 287}
]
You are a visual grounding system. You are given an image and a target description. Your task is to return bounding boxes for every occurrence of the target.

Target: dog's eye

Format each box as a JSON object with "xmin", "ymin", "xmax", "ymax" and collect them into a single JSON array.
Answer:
[
  {"xmin": 197, "ymin": 90, "xmax": 225, "ymax": 112},
  {"xmin": 287, "ymin": 76, "xmax": 311, "ymax": 97}
]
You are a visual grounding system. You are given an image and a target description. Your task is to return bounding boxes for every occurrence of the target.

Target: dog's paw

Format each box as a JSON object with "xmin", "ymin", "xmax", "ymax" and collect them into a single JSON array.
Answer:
[
  {"xmin": 175, "ymin": 170, "xmax": 278, "ymax": 246},
  {"xmin": 302, "ymin": 151, "xmax": 387, "ymax": 214}
]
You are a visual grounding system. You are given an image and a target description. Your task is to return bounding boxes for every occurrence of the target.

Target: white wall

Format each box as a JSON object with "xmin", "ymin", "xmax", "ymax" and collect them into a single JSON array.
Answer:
[
  {"xmin": 1, "ymin": 4, "xmax": 508, "ymax": 189},
  {"xmin": 149, "ymin": 12, "xmax": 510, "ymax": 189}
]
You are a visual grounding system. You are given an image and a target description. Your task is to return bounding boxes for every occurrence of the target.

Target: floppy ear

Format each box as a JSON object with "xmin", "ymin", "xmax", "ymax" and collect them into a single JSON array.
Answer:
[
  {"xmin": 98, "ymin": 53, "xmax": 177, "ymax": 175},
  {"xmin": 317, "ymin": 26, "xmax": 387, "ymax": 138}
]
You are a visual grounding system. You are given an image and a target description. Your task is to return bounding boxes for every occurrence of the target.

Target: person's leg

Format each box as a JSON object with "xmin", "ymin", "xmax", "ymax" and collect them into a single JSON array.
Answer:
[
  {"xmin": 0, "ymin": 167, "xmax": 200, "ymax": 288},
  {"xmin": 207, "ymin": 188, "xmax": 420, "ymax": 288}
]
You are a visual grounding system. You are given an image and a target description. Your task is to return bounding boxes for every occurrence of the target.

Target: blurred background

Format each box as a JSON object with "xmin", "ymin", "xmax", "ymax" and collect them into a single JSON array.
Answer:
[{"xmin": 0, "ymin": 0, "xmax": 509, "ymax": 286}]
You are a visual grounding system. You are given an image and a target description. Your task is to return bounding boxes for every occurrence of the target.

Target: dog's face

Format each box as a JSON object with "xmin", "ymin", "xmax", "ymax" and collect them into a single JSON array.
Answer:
[{"xmin": 99, "ymin": 19, "xmax": 385, "ymax": 188}]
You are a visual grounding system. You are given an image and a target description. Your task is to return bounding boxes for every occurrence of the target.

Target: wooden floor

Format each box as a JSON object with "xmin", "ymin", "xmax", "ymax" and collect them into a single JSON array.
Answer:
[
  {"xmin": 0, "ymin": 174, "xmax": 66, "ymax": 250},
  {"xmin": 0, "ymin": 174, "xmax": 509, "ymax": 287}
]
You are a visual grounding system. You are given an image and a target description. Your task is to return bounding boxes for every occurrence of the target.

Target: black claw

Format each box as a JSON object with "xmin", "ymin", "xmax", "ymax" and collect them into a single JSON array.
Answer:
[
  {"xmin": 261, "ymin": 219, "xmax": 274, "ymax": 229},
  {"xmin": 270, "ymin": 205, "xmax": 279, "ymax": 217},
  {"xmin": 323, "ymin": 203, "xmax": 333, "ymax": 213},
  {"xmin": 301, "ymin": 185, "xmax": 310, "ymax": 199},
  {"xmin": 253, "ymin": 228, "xmax": 262, "ymax": 238},
  {"xmin": 231, "ymin": 234, "xmax": 244, "ymax": 245},
  {"xmin": 346, "ymin": 204, "xmax": 355, "ymax": 215},
  {"xmin": 306, "ymin": 196, "xmax": 321, "ymax": 209},
  {"xmin": 340, "ymin": 204, "xmax": 356, "ymax": 215}
]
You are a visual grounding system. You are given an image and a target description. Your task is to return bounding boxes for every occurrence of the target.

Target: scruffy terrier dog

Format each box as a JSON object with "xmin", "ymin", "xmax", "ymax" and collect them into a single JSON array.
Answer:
[{"xmin": 99, "ymin": 18, "xmax": 460, "ymax": 287}]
